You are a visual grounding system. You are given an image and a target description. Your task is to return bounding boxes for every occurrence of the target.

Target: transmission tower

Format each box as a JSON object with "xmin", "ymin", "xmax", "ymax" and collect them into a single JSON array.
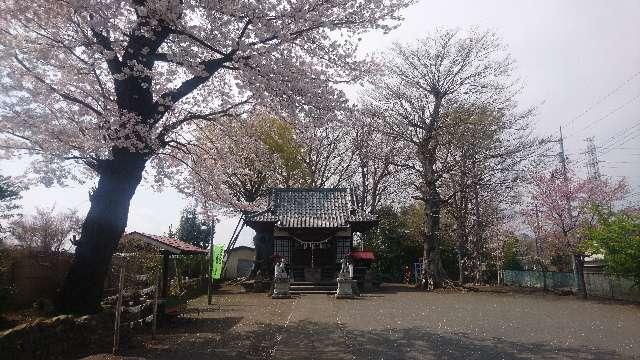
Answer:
[{"xmin": 584, "ymin": 137, "xmax": 601, "ymax": 180}]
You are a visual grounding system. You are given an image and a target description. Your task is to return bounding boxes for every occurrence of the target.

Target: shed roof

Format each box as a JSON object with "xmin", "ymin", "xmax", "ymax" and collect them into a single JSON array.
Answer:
[
  {"xmin": 246, "ymin": 188, "xmax": 376, "ymax": 229},
  {"xmin": 227, "ymin": 245, "xmax": 255, "ymax": 253},
  {"xmin": 124, "ymin": 232, "xmax": 208, "ymax": 255}
]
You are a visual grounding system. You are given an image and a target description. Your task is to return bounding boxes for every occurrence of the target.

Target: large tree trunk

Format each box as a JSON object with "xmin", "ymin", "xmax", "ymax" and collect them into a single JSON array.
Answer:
[
  {"xmin": 455, "ymin": 150, "xmax": 469, "ymax": 285},
  {"xmin": 454, "ymin": 192, "xmax": 467, "ymax": 285},
  {"xmin": 420, "ymin": 184, "xmax": 448, "ymax": 290},
  {"xmin": 471, "ymin": 167, "xmax": 483, "ymax": 284},
  {"xmin": 418, "ymin": 95, "xmax": 447, "ymax": 290},
  {"xmin": 59, "ymin": 150, "xmax": 147, "ymax": 314}
]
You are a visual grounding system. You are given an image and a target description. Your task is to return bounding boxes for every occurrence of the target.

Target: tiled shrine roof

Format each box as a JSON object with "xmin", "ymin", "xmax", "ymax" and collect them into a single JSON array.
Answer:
[{"xmin": 246, "ymin": 188, "xmax": 376, "ymax": 229}]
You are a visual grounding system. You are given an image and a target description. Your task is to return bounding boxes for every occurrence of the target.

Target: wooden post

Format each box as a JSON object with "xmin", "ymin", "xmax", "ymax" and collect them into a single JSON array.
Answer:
[
  {"xmin": 162, "ymin": 253, "xmax": 169, "ymax": 299},
  {"xmin": 174, "ymin": 258, "xmax": 182, "ymax": 293},
  {"xmin": 208, "ymin": 222, "xmax": 215, "ymax": 305},
  {"xmin": 152, "ymin": 276, "xmax": 160, "ymax": 339},
  {"xmin": 208, "ymin": 249, "xmax": 213, "ymax": 305},
  {"xmin": 113, "ymin": 268, "xmax": 125, "ymax": 355}
]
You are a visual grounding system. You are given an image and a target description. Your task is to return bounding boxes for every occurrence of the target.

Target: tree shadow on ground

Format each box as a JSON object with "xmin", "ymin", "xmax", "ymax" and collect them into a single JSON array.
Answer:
[
  {"xmin": 372, "ymin": 283, "xmax": 421, "ymax": 294},
  {"xmin": 110, "ymin": 317, "xmax": 627, "ymax": 360}
]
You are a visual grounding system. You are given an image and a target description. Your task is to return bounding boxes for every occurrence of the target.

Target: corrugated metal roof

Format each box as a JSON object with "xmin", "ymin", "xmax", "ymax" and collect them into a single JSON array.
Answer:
[{"xmin": 247, "ymin": 188, "xmax": 376, "ymax": 228}]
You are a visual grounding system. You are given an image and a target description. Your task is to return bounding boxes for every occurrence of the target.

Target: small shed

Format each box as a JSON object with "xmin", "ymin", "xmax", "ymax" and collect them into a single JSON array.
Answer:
[
  {"xmin": 122, "ymin": 232, "xmax": 207, "ymax": 297},
  {"xmin": 224, "ymin": 246, "xmax": 256, "ymax": 280}
]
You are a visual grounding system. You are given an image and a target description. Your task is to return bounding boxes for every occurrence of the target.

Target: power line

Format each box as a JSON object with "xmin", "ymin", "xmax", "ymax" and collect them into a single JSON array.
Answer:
[
  {"xmin": 599, "ymin": 121, "xmax": 640, "ymax": 151},
  {"xmin": 561, "ymin": 70, "xmax": 640, "ymax": 130},
  {"xmin": 570, "ymin": 92, "xmax": 640, "ymax": 136},
  {"xmin": 600, "ymin": 126, "xmax": 640, "ymax": 156}
]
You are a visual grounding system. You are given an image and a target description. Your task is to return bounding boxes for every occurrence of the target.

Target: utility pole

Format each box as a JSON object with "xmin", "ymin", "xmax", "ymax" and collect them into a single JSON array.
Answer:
[{"xmin": 557, "ymin": 127, "xmax": 586, "ymax": 297}]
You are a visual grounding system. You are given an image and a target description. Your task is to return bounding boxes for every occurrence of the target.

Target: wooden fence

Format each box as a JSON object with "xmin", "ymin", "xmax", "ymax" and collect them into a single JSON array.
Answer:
[
  {"xmin": 102, "ymin": 269, "xmax": 160, "ymax": 354},
  {"xmin": 0, "ymin": 250, "xmax": 73, "ymax": 309}
]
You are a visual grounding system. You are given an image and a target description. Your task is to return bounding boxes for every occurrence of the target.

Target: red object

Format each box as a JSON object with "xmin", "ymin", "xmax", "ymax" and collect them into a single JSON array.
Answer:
[{"xmin": 350, "ymin": 251, "xmax": 375, "ymax": 261}]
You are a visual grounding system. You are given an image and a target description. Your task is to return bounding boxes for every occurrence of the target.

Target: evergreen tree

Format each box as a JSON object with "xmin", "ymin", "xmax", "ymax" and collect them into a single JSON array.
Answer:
[
  {"xmin": 0, "ymin": 175, "xmax": 21, "ymax": 214},
  {"xmin": 176, "ymin": 208, "xmax": 214, "ymax": 249},
  {"xmin": 166, "ymin": 224, "xmax": 177, "ymax": 239},
  {"xmin": 363, "ymin": 205, "xmax": 424, "ymax": 281},
  {"xmin": 502, "ymin": 236, "xmax": 524, "ymax": 271},
  {"xmin": 0, "ymin": 175, "xmax": 23, "ymax": 243}
]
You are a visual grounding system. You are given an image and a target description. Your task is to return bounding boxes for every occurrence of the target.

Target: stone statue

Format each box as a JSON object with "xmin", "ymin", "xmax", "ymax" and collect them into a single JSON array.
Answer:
[
  {"xmin": 274, "ymin": 259, "xmax": 288, "ymax": 279},
  {"xmin": 272, "ymin": 259, "xmax": 291, "ymax": 299},
  {"xmin": 336, "ymin": 256, "xmax": 354, "ymax": 298},
  {"xmin": 339, "ymin": 257, "xmax": 350, "ymax": 279}
]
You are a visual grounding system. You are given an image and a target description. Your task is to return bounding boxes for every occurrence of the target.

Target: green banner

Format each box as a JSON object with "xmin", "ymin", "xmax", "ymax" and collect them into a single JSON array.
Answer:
[{"xmin": 211, "ymin": 244, "xmax": 224, "ymax": 279}]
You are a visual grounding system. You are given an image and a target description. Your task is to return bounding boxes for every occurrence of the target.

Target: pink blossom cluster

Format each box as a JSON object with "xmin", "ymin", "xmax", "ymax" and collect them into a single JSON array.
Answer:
[{"xmin": 0, "ymin": 0, "xmax": 413, "ymax": 184}]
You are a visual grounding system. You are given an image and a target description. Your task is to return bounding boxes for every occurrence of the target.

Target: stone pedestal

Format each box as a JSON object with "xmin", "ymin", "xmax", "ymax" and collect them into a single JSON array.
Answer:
[
  {"xmin": 272, "ymin": 277, "xmax": 291, "ymax": 299},
  {"xmin": 351, "ymin": 280, "xmax": 360, "ymax": 296},
  {"xmin": 335, "ymin": 277, "xmax": 354, "ymax": 299}
]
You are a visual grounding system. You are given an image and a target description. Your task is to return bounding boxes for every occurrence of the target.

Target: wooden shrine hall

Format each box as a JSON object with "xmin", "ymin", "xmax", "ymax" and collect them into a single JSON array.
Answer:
[{"xmin": 245, "ymin": 188, "xmax": 377, "ymax": 282}]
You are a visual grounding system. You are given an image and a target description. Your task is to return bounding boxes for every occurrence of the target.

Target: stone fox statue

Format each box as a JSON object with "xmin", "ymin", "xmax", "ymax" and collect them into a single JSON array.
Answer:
[{"xmin": 339, "ymin": 257, "xmax": 351, "ymax": 279}]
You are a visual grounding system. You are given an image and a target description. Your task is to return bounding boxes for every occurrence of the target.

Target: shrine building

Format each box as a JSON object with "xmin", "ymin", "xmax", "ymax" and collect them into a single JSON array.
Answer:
[{"xmin": 245, "ymin": 188, "xmax": 377, "ymax": 282}]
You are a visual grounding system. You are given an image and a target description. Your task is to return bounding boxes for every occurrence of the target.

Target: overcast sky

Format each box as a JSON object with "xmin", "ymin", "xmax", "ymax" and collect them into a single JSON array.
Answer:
[{"xmin": 2, "ymin": 0, "xmax": 639, "ymax": 249}]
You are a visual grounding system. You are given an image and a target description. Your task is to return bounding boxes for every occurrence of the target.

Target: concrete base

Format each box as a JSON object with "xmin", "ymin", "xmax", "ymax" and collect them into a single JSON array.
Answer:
[
  {"xmin": 272, "ymin": 277, "xmax": 291, "ymax": 299},
  {"xmin": 335, "ymin": 277, "xmax": 354, "ymax": 299}
]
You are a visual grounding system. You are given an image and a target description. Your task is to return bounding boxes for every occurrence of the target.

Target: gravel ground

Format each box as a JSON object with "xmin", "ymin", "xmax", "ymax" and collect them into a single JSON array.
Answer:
[{"xmin": 82, "ymin": 284, "xmax": 640, "ymax": 359}]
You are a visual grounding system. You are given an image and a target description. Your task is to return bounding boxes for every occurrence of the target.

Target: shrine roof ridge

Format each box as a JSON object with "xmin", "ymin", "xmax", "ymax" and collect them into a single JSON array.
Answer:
[{"xmin": 245, "ymin": 188, "xmax": 376, "ymax": 229}]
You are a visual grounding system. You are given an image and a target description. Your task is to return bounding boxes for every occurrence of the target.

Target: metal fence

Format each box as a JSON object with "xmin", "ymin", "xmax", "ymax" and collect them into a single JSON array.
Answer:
[
  {"xmin": 503, "ymin": 270, "xmax": 640, "ymax": 302},
  {"xmin": 584, "ymin": 273, "xmax": 640, "ymax": 302},
  {"xmin": 503, "ymin": 270, "xmax": 574, "ymax": 289}
]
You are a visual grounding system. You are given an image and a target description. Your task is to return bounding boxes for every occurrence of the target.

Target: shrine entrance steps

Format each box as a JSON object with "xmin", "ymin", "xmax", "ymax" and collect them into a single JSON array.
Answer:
[
  {"xmin": 290, "ymin": 281, "xmax": 337, "ymax": 295},
  {"xmin": 291, "ymin": 266, "xmax": 337, "ymax": 282}
]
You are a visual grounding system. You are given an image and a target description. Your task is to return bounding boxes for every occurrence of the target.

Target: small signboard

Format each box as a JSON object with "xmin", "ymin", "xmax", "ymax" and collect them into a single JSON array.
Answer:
[{"xmin": 211, "ymin": 244, "xmax": 224, "ymax": 279}]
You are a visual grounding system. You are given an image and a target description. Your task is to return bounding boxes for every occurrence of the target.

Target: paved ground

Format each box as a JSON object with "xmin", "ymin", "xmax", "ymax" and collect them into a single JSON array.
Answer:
[{"xmin": 86, "ymin": 284, "xmax": 640, "ymax": 359}]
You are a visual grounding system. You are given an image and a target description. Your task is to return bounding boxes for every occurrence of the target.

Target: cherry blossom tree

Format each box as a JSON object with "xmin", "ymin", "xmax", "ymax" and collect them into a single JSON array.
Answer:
[
  {"xmin": 525, "ymin": 168, "xmax": 628, "ymax": 295},
  {"xmin": 349, "ymin": 108, "xmax": 406, "ymax": 213},
  {"xmin": 297, "ymin": 118, "xmax": 355, "ymax": 188},
  {"xmin": 0, "ymin": 0, "xmax": 412, "ymax": 313},
  {"xmin": 527, "ymin": 169, "xmax": 628, "ymax": 260},
  {"xmin": 440, "ymin": 104, "xmax": 541, "ymax": 284},
  {"xmin": 9, "ymin": 207, "xmax": 82, "ymax": 252},
  {"xmin": 182, "ymin": 114, "xmax": 307, "ymax": 214},
  {"xmin": 363, "ymin": 29, "xmax": 516, "ymax": 289}
]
